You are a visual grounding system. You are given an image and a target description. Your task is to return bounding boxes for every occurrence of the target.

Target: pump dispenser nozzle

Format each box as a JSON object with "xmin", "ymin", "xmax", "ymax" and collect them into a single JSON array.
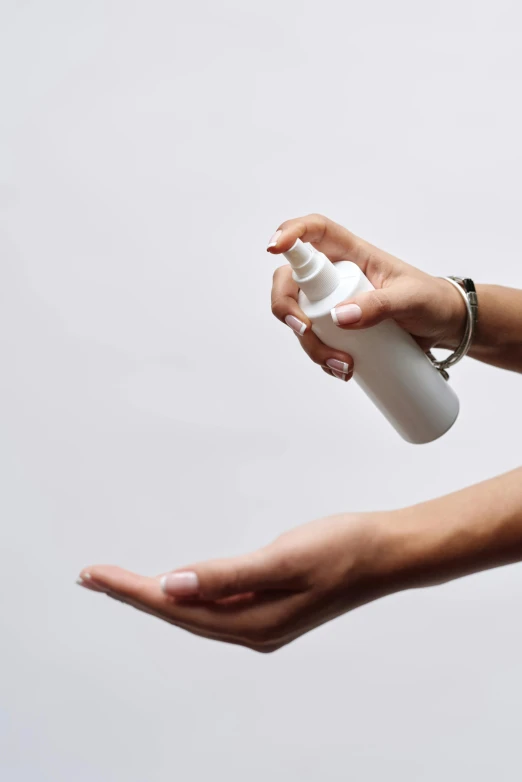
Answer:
[
  {"xmin": 283, "ymin": 239, "xmax": 314, "ymax": 271},
  {"xmin": 283, "ymin": 239, "xmax": 340, "ymax": 302}
]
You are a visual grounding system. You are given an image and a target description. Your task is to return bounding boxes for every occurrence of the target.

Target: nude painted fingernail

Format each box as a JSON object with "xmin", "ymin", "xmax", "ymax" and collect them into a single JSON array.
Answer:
[
  {"xmin": 161, "ymin": 572, "xmax": 199, "ymax": 597},
  {"xmin": 331, "ymin": 304, "xmax": 362, "ymax": 326},
  {"xmin": 285, "ymin": 314, "xmax": 307, "ymax": 336},
  {"xmin": 326, "ymin": 358, "xmax": 351, "ymax": 374},
  {"xmin": 267, "ymin": 230, "xmax": 282, "ymax": 249},
  {"xmin": 330, "ymin": 370, "xmax": 349, "ymax": 381}
]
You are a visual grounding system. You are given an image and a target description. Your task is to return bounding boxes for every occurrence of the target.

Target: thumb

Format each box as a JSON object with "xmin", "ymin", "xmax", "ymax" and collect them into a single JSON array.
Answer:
[
  {"xmin": 160, "ymin": 548, "xmax": 285, "ymax": 600},
  {"xmin": 332, "ymin": 284, "xmax": 416, "ymax": 330}
]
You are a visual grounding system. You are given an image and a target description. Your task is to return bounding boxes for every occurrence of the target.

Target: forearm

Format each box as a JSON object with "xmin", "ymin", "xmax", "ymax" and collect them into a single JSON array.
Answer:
[
  {"xmin": 444, "ymin": 284, "xmax": 522, "ymax": 372},
  {"xmin": 377, "ymin": 467, "xmax": 522, "ymax": 590}
]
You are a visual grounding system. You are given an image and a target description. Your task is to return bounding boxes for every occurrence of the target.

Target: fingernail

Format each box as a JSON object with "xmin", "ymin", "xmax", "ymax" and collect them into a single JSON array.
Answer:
[
  {"xmin": 285, "ymin": 314, "xmax": 307, "ymax": 336},
  {"xmin": 267, "ymin": 230, "xmax": 282, "ymax": 249},
  {"xmin": 331, "ymin": 304, "xmax": 362, "ymax": 326},
  {"xmin": 331, "ymin": 369, "xmax": 350, "ymax": 381},
  {"xmin": 161, "ymin": 571, "xmax": 199, "ymax": 597},
  {"xmin": 326, "ymin": 358, "xmax": 351, "ymax": 374},
  {"xmin": 76, "ymin": 573, "xmax": 108, "ymax": 594}
]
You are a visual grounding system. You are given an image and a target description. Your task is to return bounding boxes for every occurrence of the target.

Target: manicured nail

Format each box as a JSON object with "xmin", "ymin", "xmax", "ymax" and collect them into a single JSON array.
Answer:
[
  {"xmin": 267, "ymin": 230, "xmax": 282, "ymax": 249},
  {"xmin": 76, "ymin": 573, "xmax": 108, "ymax": 594},
  {"xmin": 161, "ymin": 571, "xmax": 199, "ymax": 597},
  {"xmin": 331, "ymin": 369, "xmax": 350, "ymax": 381},
  {"xmin": 285, "ymin": 314, "xmax": 307, "ymax": 336},
  {"xmin": 326, "ymin": 358, "xmax": 351, "ymax": 374},
  {"xmin": 331, "ymin": 304, "xmax": 362, "ymax": 326}
]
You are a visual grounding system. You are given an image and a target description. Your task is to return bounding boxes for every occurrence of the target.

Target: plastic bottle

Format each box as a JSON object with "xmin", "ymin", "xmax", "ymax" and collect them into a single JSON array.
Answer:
[{"xmin": 283, "ymin": 239, "xmax": 459, "ymax": 444}]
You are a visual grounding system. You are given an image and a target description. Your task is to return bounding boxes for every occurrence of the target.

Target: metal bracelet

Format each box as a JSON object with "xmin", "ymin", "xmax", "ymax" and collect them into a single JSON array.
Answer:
[{"xmin": 427, "ymin": 277, "xmax": 478, "ymax": 380}]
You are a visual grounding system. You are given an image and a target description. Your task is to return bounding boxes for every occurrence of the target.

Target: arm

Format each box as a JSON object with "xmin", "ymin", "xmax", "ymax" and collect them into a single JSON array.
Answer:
[
  {"xmin": 378, "ymin": 467, "xmax": 522, "ymax": 590},
  {"xmin": 269, "ymin": 215, "xmax": 522, "ymax": 377},
  {"xmin": 446, "ymin": 285, "xmax": 522, "ymax": 373},
  {"xmin": 77, "ymin": 468, "xmax": 522, "ymax": 652}
]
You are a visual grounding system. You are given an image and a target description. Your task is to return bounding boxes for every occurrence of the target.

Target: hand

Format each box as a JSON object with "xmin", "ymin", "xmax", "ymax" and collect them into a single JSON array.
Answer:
[
  {"xmin": 76, "ymin": 470, "xmax": 522, "ymax": 650},
  {"xmin": 77, "ymin": 513, "xmax": 392, "ymax": 652},
  {"xmin": 268, "ymin": 214, "xmax": 466, "ymax": 382}
]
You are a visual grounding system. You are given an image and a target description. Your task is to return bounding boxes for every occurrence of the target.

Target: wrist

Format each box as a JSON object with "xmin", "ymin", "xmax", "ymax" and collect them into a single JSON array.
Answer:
[
  {"xmin": 363, "ymin": 469, "xmax": 522, "ymax": 599},
  {"xmin": 367, "ymin": 506, "xmax": 448, "ymax": 593},
  {"xmin": 435, "ymin": 277, "xmax": 469, "ymax": 350}
]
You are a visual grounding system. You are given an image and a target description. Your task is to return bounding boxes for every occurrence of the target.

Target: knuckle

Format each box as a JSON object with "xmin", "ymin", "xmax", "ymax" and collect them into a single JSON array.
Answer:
[
  {"xmin": 366, "ymin": 249, "xmax": 395, "ymax": 285},
  {"xmin": 271, "ymin": 296, "xmax": 288, "ymax": 320},
  {"xmin": 307, "ymin": 212, "xmax": 326, "ymax": 225},
  {"xmin": 372, "ymin": 289, "xmax": 392, "ymax": 318},
  {"xmin": 306, "ymin": 213, "xmax": 327, "ymax": 239}
]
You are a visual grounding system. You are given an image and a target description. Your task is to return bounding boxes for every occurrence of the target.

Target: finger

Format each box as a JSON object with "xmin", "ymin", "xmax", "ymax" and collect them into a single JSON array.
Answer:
[
  {"xmin": 108, "ymin": 588, "xmax": 299, "ymax": 652},
  {"xmin": 82, "ymin": 571, "xmax": 261, "ymax": 648},
  {"xmin": 331, "ymin": 282, "xmax": 422, "ymax": 331},
  {"xmin": 267, "ymin": 213, "xmax": 366, "ymax": 265},
  {"xmin": 162, "ymin": 546, "xmax": 307, "ymax": 601},
  {"xmin": 271, "ymin": 265, "xmax": 353, "ymax": 364},
  {"xmin": 271, "ymin": 265, "xmax": 310, "ymax": 334},
  {"xmin": 297, "ymin": 329, "xmax": 354, "ymax": 376},
  {"xmin": 101, "ymin": 588, "xmax": 257, "ymax": 649},
  {"xmin": 271, "ymin": 267, "xmax": 355, "ymax": 374},
  {"xmin": 78, "ymin": 565, "xmax": 244, "ymax": 638},
  {"xmin": 321, "ymin": 364, "xmax": 353, "ymax": 382},
  {"xmin": 81, "ymin": 547, "xmax": 301, "ymax": 604},
  {"xmin": 271, "ymin": 256, "xmax": 355, "ymax": 374},
  {"xmin": 78, "ymin": 565, "xmax": 304, "ymax": 647}
]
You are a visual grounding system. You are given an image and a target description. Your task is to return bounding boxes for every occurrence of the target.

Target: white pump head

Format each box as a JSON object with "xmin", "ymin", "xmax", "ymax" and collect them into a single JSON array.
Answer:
[{"xmin": 283, "ymin": 239, "xmax": 340, "ymax": 301}]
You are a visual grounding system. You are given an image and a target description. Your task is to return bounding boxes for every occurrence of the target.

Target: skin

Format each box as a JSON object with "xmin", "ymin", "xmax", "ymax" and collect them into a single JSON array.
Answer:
[
  {"xmin": 78, "ymin": 214, "xmax": 522, "ymax": 652},
  {"xmin": 269, "ymin": 214, "xmax": 522, "ymax": 377}
]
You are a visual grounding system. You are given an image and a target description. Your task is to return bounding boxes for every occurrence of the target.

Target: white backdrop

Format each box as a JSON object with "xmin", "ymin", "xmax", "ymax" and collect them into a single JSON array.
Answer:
[{"xmin": 1, "ymin": 1, "xmax": 521, "ymax": 780}]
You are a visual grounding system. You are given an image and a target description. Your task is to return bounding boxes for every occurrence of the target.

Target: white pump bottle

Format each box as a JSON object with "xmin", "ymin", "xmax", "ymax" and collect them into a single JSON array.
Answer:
[{"xmin": 283, "ymin": 239, "xmax": 459, "ymax": 444}]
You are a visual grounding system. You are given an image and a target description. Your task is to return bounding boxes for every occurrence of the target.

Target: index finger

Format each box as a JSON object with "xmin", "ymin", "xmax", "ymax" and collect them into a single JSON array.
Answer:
[{"xmin": 268, "ymin": 213, "xmax": 368, "ymax": 267}]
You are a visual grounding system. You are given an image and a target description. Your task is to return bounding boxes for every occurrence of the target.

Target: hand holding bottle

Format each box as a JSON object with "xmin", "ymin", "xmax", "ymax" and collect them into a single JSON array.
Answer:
[
  {"xmin": 269, "ymin": 213, "xmax": 466, "ymax": 381},
  {"xmin": 269, "ymin": 215, "xmax": 463, "ymax": 443}
]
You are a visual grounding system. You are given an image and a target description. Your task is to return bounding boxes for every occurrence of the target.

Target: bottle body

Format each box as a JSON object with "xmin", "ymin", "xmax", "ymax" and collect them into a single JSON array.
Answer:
[{"xmin": 299, "ymin": 261, "xmax": 460, "ymax": 444}]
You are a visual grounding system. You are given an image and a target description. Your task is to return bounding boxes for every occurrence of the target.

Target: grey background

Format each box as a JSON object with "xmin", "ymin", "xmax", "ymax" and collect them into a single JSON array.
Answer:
[{"xmin": 1, "ymin": 1, "xmax": 521, "ymax": 780}]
